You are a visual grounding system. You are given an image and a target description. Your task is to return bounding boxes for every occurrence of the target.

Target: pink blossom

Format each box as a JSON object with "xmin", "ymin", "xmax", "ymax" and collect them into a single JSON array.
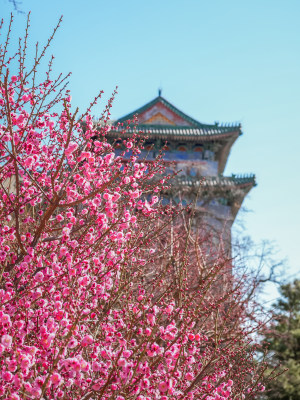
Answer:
[
  {"xmin": 31, "ymin": 386, "xmax": 42, "ymax": 398},
  {"xmin": 20, "ymin": 356, "xmax": 31, "ymax": 369},
  {"xmin": 0, "ymin": 32, "xmax": 269, "ymax": 400},
  {"xmin": 81, "ymin": 335, "xmax": 93, "ymax": 346},
  {"xmin": 56, "ymin": 214, "xmax": 64, "ymax": 222},
  {"xmin": 51, "ymin": 373, "xmax": 62, "ymax": 386},
  {"xmin": 92, "ymin": 361, "xmax": 101, "ymax": 371},
  {"xmin": 158, "ymin": 381, "xmax": 169, "ymax": 393},
  {"xmin": 0, "ymin": 313, "xmax": 11, "ymax": 326},
  {"xmin": 2, "ymin": 370, "xmax": 13, "ymax": 381},
  {"xmin": 117, "ymin": 358, "xmax": 127, "ymax": 367},
  {"xmin": 67, "ymin": 338, "xmax": 78, "ymax": 349},
  {"xmin": 1, "ymin": 334, "xmax": 12, "ymax": 348},
  {"xmin": 147, "ymin": 313, "xmax": 155, "ymax": 326},
  {"xmin": 65, "ymin": 142, "xmax": 78, "ymax": 156},
  {"xmin": 34, "ymin": 271, "xmax": 44, "ymax": 282},
  {"xmin": 59, "ymin": 246, "xmax": 68, "ymax": 257},
  {"xmin": 21, "ymin": 94, "xmax": 30, "ymax": 102},
  {"xmin": 185, "ymin": 372, "xmax": 194, "ymax": 381},
  {"xmin": 8, "ymin": 359, "xmax": 17, "ymax": 372}
]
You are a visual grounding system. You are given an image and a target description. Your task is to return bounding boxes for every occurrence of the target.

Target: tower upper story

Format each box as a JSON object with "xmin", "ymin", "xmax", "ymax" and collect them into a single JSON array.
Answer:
[
  {"xmin": 114, "ymin": 94, "xmax": 241, "ymax": 174},
  {"xmin": 107, "ymin": 94, "xmax": 255, "ymax": 222}
]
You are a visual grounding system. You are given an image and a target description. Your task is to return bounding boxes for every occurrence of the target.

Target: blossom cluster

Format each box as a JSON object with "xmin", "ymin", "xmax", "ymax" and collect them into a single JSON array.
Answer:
[{"xmin": 0, "ymin": 16, "xmax": 268, "ymax": 400}]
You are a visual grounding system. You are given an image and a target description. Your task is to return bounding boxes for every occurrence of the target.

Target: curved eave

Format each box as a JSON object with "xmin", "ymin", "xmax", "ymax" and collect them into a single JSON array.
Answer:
[
  {"xmin": 169, "ymin": 175, "xmax": 256, "ymax": 188},
  {"xmin": 168, "ymin": 175, "xmax": 256, "ymax": 220},
  {"xmin": 217, "ymin": 132, "xmax": 241, "ymax": 174},
  {"xmin": 108, "ymin": 125, "xmax": 241, "ymax": 143},
  {"xmin": 230, "ymin": 183, "xmax": 254, "ymax": 219}
]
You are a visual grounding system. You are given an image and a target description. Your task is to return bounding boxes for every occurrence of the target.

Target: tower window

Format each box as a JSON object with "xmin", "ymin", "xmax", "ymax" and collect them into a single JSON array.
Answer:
[
  {"xmin": 194, "ymin": 145, "xmax": 203, "ymax": 152},
  {"xmin": 177, "ymin": 145, "xmax": 187, "ymax": 151}
]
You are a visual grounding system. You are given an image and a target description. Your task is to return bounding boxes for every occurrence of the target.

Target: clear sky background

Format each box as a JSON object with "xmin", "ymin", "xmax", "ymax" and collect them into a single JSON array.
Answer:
[{"xmin": 2, "ymin": 0, "xmax": 300, "ymax": 302}]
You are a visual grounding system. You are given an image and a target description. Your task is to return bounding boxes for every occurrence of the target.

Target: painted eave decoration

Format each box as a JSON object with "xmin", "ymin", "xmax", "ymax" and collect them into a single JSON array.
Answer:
[{"xmin": 114, "ymin": 95, "xmax": 242, "ymax": 140}]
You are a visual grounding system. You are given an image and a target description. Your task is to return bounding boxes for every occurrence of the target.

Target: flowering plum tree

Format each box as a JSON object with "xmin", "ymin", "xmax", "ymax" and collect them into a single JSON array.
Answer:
[{"xmin": 0, "ymin": 15, "xmax": 273, "ymax": 400}]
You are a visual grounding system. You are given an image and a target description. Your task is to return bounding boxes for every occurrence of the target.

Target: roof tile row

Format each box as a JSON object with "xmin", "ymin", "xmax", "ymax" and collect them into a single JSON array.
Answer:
[{"xmin": 172, "ymin": 174, "xmax": 256, "ymax": 188}]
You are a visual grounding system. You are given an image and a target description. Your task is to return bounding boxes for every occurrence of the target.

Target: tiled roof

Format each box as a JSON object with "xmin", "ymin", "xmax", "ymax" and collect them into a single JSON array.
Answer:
[
  {"xmin": 110, "ymin": 124, "xmax": 241, "ymax": 141},
  {"xmin": 172, "ymin": 174, "xmax": 256, "ymax": 188},
  {"xmin": 115, "ymin": 96, "xmax": 242, "ymax": 140}
]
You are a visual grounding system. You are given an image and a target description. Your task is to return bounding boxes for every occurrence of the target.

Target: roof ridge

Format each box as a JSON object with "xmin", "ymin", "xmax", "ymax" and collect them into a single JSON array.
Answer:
[
  {"xmin": 157, "ymin": 96, "xmax": 203, "ymax": 127},
  {"xmin": 117, "ymin": 95, "xmax": 203, "ymax": 127},
  {"xmin": 130, "ymin": 123, "xmax": 239, "ymax": 130},
  {"xmin": 116, "ymin": 96, "xmax": 163, "ymax": 123},
  {"xmin": 116, "ymin": 95, "xmax": 241, "ymax": 130}
]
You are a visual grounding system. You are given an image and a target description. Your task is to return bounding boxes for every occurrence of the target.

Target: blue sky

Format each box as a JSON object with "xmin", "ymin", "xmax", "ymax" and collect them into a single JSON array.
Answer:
[{"xmin": 2, "ymin": 0, "xmax": 300, "ymax": 301}]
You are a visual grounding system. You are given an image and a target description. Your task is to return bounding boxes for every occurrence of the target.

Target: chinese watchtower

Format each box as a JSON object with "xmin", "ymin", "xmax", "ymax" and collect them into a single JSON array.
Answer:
[{"xmin": 110, "ymin": 94, "xmax": 255, "ymax": 253}]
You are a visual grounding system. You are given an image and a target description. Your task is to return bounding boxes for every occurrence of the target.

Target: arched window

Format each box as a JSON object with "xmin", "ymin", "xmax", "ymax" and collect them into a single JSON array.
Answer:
[
  {"xmin": 177, "ymin": 145, "xmax": 187, "ymax": 152},
  {"xmin": 194, "ymin": 145, "xmax": 203, "ymax": 152}
]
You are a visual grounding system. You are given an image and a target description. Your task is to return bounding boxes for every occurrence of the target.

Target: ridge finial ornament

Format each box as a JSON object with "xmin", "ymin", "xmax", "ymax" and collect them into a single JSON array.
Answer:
[{"xmin": 158, "ymin": 88, "xmax": 162, "ymax": 97}]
